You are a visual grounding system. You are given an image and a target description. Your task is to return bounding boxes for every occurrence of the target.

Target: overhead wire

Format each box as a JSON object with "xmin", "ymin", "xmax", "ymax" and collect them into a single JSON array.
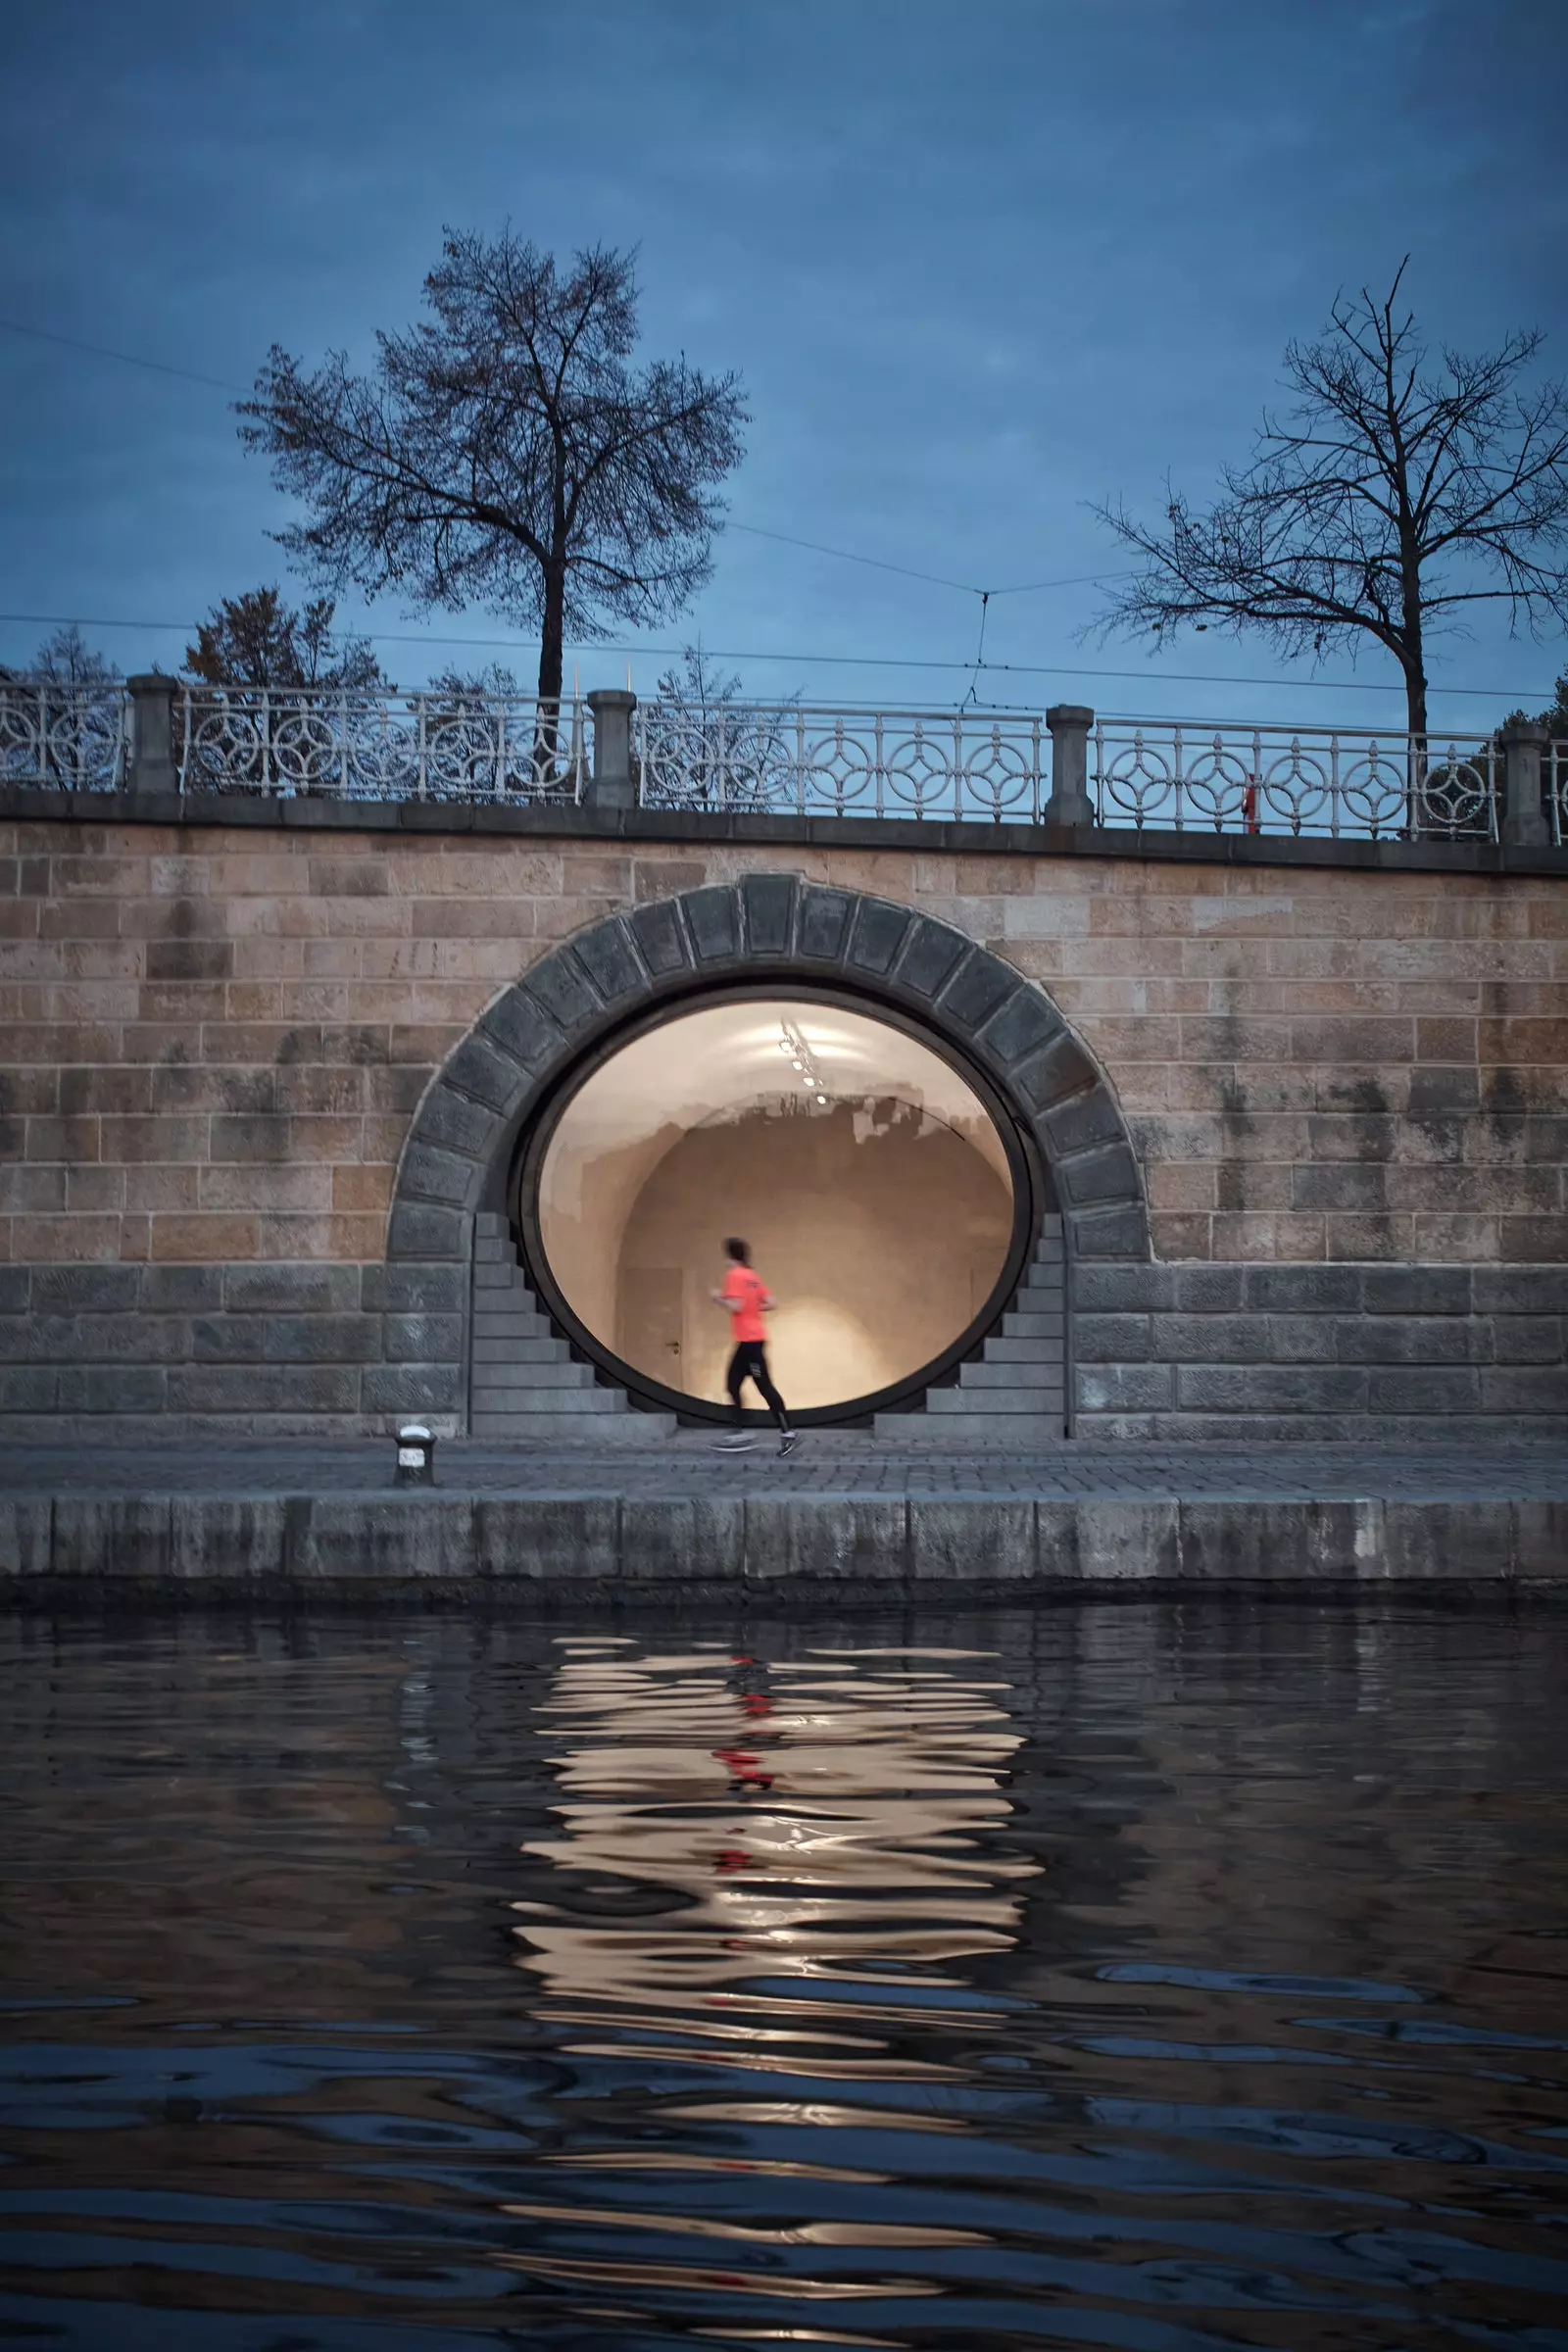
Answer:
[
  {"xmin": 0, "ymin": 316, "xmax": 1557, "ymax": 709},
  {"xmin": 0, "ymin": 610, "xmax": 1546, "ymax": 703}
]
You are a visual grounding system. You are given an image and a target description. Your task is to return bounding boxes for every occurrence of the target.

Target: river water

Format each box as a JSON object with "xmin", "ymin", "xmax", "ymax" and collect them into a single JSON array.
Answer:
[{"xmin": 2, "ymin": 1603, "xmax": 1566, "ymax": 2349}]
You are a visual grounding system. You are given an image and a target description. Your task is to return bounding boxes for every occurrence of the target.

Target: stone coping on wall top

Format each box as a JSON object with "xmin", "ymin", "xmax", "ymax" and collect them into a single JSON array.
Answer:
[{"xmin": 4, "ymin": 784, "xmax": 1566, "ymax": 879}]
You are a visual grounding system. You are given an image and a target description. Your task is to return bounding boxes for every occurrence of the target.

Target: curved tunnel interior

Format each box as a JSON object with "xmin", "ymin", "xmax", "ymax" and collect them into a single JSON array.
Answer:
[{"xmin": 525, "ymin": 996, "xmax": 1037, "ymax": 1415}]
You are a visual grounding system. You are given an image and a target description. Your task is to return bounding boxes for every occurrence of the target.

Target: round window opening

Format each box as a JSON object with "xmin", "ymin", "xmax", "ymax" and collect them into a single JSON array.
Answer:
[{"xmin": 526, "ymin": 995, "xmax": 1032, "ymax": 1418}]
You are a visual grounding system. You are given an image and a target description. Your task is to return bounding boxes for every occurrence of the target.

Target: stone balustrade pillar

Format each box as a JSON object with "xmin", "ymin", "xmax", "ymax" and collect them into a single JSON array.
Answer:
[
  {"xmin": 1042, "ymin": 704, "xmax": 1096, "ymax": 827},
  {"xmin": 126, "ymin": 673, "xmax": 180, "ymax": 797},
  {"xmin": 1498, "ymin": 718, "xmax": 1550, "ymax": 848},
  {"xmin": 584, "ymin": 688, "xmax": 636, "ymax": 810}
]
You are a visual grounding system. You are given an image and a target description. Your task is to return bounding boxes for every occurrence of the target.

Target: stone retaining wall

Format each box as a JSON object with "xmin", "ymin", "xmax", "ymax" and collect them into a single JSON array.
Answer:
[
  {"xmin": 2, "ymin": 1488, "xmax": 1564, "ymax": 1592},
  {"xmin": 1076, "ymin": 1261, "xmax": 1568, "ymax": 1438},
  {"xmin": 1, "ymin": 797, "xmax": 1564, "ymax": 1437}
]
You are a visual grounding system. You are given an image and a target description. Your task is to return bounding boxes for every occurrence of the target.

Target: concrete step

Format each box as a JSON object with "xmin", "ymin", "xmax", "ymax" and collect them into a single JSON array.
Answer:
[
  {"xmin": 470, "ymin": 1335, "xmax": 568, "ymax": 1363},
  {"xmin": 984, "ymin": 1335, "xmax": 1062, "ymax": 1364},
  {"xmin": 952, "ymin": 1360, "xmax": 1065, "ymax": 1392},
  {"xmin": 928, "ymin": 1384, "xmax": 1064, "ymax": 1412},
  {"xmin": 1004, "ymin": 1312, "xmax": 1063, "ymax": 1340},
  {"xmin": 468, "ymin": 1383, "xmax": 630, "ymax": 1414},
  {"xmin": 471, "ymin": 1360, "xmax": 602, "ymax": 1392},
  {"xmin": 469, "ymin": 1410, "xmax": 677, "ymax": 1444}
]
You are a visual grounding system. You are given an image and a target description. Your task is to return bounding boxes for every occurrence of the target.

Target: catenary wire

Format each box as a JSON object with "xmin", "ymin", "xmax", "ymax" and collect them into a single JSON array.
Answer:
[
  {"xmin": 0, "ymin": 318, "xmax": 1558, "ymax": 706},
  {"xmin": 0, "ymin": 318, "xmax": 1125, "ymax": 602},
  {"xmin": 0, "ymin": 612, "xmax": 1550, "ymax": 703}
]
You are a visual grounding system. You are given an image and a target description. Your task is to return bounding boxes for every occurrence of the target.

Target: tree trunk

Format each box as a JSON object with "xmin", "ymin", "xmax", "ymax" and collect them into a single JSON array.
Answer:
[
  {"xmin": 1402, "ymin": 657, "xmax": 1428, "ymax": 740},
  {"xmin": 1400, "ymin": 623, "xmax": 1431, "ymax": 841},
  {"xmin": 534, "ymin": 562, "xmax": 566, "ymax": 778},
  {"xmin": 536, "ymin": 564, "xmax": 565, "ymax": 710}
]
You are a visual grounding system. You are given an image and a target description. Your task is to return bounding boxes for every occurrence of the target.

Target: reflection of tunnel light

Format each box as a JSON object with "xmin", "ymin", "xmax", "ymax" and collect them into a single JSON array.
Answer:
[
  {"xmin": 530, "ymin": 997, "xmax": 1023, "ymax": 1415},
  {"xmin": 511, "ymin": 1642, "xmax": 1037, "ymax": 2027}
]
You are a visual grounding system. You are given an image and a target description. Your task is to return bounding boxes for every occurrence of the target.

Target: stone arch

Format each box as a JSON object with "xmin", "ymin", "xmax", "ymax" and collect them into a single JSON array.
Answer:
[
  {"xmin": 381, "ymin": 874, "xmax": 1149, "ymax": 1429},
  {"xmin": 388, "ymin": 872, "xmax": 1149, "ymax": 1268}
]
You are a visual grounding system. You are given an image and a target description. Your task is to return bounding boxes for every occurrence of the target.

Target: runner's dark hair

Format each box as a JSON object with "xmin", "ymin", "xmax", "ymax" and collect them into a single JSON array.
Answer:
[{"xmin": 724, "ymin": 1237, "xmax": 750, "ymax": 1263}]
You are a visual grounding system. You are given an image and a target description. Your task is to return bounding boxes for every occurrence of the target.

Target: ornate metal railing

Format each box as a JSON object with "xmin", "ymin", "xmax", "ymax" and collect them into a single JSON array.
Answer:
[
  {"xmin": 1550, "ymin": 740, "xmax": 1568, "ymax": 847},
  {"xmin": 1092, "ymin": 718, "xmax": 1498, "ymax": 841},
  {"xmin": 635, "ymin": 703, "xmax": 1049, "ymax": 821},
  {"xmin": 0, "ymin": 683, "xmax": 128, "ymax": 791},
  {"xmin": 0, "ymin": 679, "xmax": 1537, "ymax": 848},
  {"xmin": 175, "ymin": 687, "xmax": 588, "ymax": 801}
]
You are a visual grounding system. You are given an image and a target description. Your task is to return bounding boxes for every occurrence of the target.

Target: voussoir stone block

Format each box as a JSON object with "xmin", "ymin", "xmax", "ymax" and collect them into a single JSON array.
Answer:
[
  {"xmin": 1043, "ymin": 1085, "xmax": 1125, "ymax": 1158},
  {"xmin": 894, "ymin": 914, "xmax": 969, "ymax": 1000},
  {"xmin": 846, "ymin": 895, "xmax": 912, "ymax": 974},
  {"xmin": 523, "ymin": 948, "xmax": 602, "ymax": 1038},
  {"xmin": 1013, "ymin": 1030, "xmax": 1099, "ymax": 1110},
  {"xmin": 443, "ymin": 1032, "xmax": 530, "ymax": 1113},
  {"xmin": 412, "ymin": 1085, "xmax": 503, "ymax": 1158},
  {"xmin": 629, "ymin": 897, "xmax": 692, "ymax": 976},
  {"xmin": 979, "ymin": 985, "xmax": 1063, "ymax": 1068},
  {"xmin": 1055, "ymin": 1143, "xmax": 1142, "ymax": 1206},
  {"xmin": 797, "ymin": 885, "xmax": 854, "ymax": 961},
  {"xmin": 938, "ymin": 950, "xmax": 1017, "ymax": 1035},
  {"xmin": 684, "ymin": 885, "xmax": 743, "ymax": 964},
  {"xmin": 572, "ymin": 915, "xmax": 648, "ymax": 1004},
  {"xmin": 741, "ymin": 872, "xmax": 797, "ymax": 956},
  {"xmin": 400, "ymin": 1142, "xmax": 482, "ymax": 1208},
  {"xmin": 481, "ymin": 986, "xmax": 566, "ymax": 1072}
]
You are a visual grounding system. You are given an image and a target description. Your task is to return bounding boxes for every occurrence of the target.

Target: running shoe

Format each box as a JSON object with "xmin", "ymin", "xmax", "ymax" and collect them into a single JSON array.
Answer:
[
  {"xmin": 778, "ymin": 1430, "xmax": 801, "ymax": 1458},
  {"xmin": 713, "ymin": 1433, "xmax": 757, "ymax": 1452}
]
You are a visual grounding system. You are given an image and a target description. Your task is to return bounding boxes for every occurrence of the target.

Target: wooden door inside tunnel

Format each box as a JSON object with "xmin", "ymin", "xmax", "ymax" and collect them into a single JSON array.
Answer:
[{"xmin": 619, "ymin": 1265, "xmax": 684, "ymax": 1380}]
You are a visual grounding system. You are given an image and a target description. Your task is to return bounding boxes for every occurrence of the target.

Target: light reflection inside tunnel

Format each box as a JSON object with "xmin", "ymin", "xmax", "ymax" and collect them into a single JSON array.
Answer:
[{"xmin": 530, "ymin": 998, "xmax": 1021, "ymax": 1411}]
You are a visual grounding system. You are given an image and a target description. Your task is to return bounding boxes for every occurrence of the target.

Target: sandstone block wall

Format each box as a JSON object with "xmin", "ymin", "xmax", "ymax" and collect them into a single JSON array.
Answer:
[{"xmin": 0, "ymin": 808, "xmax": 1564, "ymax": 1435}]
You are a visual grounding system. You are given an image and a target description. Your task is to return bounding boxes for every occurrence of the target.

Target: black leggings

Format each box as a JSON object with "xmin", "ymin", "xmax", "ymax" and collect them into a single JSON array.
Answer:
[{"xmin": 726, "ymin": 1342, "xmax": 789, "ymax": 1430}]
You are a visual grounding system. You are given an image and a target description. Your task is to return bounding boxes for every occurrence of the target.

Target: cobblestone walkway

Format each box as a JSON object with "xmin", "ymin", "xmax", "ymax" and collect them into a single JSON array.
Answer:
[{"xmin": 1, "ymin": 1435, "xmax": 1564, "ymax": 1501}]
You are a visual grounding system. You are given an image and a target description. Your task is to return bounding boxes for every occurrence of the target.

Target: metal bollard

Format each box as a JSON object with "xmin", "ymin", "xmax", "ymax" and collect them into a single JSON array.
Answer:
[{"xmin": 394, "ymin": 1423, "xmax": 436, "ymax": 1488}]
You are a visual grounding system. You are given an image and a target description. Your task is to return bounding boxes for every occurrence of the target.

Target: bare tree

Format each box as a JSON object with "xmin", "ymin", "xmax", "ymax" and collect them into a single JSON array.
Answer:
[
  {"xmin": 237, "ymin": 231, "xmax": 747, "ymax": 726},
  {"xmin": 184, "ymin": 587, "xmax": 387, "ymax": 691},
  {"xmin": 14, "ymin": 623, "xmax": 121, "ymax": 690},
  {"xmin": 1090, "ymin": 263, "xmax": 1568, "ymax": 735}
]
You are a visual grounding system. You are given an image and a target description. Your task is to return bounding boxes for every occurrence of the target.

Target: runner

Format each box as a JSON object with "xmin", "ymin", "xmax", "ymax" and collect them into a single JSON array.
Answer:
[{"xmin": 710, "ymin": 1238, "xmax": 798, "ymax": 1456}]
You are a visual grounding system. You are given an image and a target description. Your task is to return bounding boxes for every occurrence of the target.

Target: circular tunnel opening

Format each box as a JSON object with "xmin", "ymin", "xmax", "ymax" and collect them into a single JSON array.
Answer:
[{"xmin": 516, "ymin": 988, "xmax": 1043, "ymax": 1423}]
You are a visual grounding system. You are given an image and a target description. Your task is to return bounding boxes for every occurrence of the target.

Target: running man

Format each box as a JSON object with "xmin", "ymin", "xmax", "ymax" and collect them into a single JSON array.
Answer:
[{"xmin": 711, "ymin": 1238, "xmax": 798, "ymax": 1456}]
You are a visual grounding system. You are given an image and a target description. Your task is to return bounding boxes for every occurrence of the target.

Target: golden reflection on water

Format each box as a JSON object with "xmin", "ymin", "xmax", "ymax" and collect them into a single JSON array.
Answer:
[{"xmin": 512, "ymin": 1642, "xmax": 1037, "ymax": 2041}]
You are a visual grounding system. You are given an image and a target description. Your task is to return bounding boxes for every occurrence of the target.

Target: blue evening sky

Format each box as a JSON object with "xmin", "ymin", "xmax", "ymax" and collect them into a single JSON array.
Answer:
[{"xmin": 1, "ymin": 0, "xmax": 1563, "ymax": 727}]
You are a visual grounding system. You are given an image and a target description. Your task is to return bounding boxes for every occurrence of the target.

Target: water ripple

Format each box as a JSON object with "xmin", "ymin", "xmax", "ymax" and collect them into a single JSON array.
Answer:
[{"xmin": 1, "ymin": 1603, "xmax": 1565, "ymax": 2346}]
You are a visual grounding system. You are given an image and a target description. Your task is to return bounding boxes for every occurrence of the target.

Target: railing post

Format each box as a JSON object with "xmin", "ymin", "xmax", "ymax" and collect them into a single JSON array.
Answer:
[
  {"xmin": 126, "ymin": 673, "xmax": 179, "ymax": 796},
  {"xmin": 584, "ymin": 688, "xmax": 636, "ymax": 810},
  {"xmin": 1498, "ymin": 719, "xmax": 1549, "ymax": 848},
  {"xmin": 1043, "ymin": 704, "xmax": 1095, "ymax": 826}
]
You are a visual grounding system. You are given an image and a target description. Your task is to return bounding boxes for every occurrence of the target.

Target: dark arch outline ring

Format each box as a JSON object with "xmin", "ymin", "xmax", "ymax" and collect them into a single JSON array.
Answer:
[{"xmin": 512, "ymin": 978, "xmax": 1046, "ymax": 1426}]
